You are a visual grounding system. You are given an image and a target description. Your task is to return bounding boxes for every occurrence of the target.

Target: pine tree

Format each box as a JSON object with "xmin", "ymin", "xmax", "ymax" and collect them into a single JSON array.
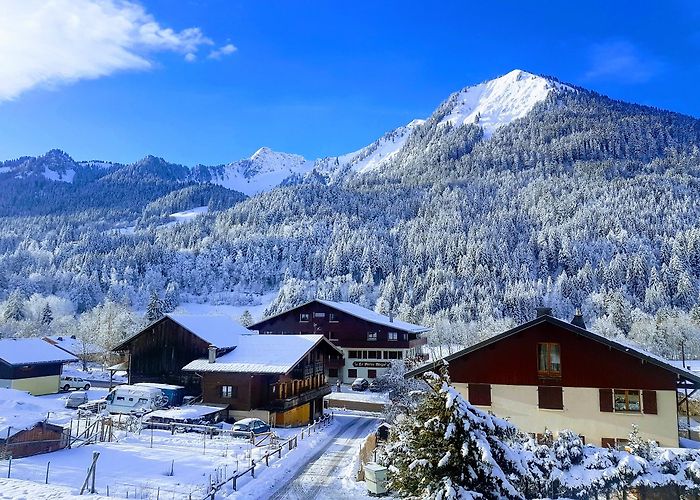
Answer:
[
  {"xmin": 145, "ymin": 291, "xmax": 164, "ymax": 323},
  {"xmin": 239, "ymin": 310, "xmax": 253, "ymax": 327},
  {"xmin": 41, "ymin": 303, "xmax": 54, "ymax": 326},
  {"xmin": 3, "ymin": 289, "xmax": 25, "ymax": 322},
  {"xmin": 382, "ymin": 366, "xmax": 528, "ymax": 499}
]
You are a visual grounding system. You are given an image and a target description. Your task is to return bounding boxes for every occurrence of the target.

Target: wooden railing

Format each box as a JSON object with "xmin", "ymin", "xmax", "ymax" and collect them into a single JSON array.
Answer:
[{"xmin": 270, "ymin": 373, "xmax": 327, "ymax": 401}]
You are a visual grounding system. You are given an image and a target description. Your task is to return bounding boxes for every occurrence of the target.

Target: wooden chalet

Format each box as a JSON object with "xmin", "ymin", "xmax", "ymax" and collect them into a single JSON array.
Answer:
[
  {"xmin": 182, "ymin": 334, "xmax": 343, "ymax": 426},
  {"xmin": 249, "ymin": 299, "xmax": 429, "ymax": 382},
  {"xmin": 406, "ymin": 308, "xmax": 700, "ymax": 448},
  {"xmin": 0, "ymin": 338, "xmax": 77, "ymax": 395},
  {"xmin": 112, "ymin": 314, "xmax": 250, "ymax": 394}
]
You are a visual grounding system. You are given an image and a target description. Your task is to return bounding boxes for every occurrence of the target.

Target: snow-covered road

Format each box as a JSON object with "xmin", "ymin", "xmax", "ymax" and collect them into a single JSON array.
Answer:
[{"xmin": 267, "ymin": 414, "xmax": 379, "ymax": 499}]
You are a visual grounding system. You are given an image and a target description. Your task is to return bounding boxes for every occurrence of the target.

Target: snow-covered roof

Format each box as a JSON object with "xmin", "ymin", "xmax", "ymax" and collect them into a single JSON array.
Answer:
[
  {"xmin": 43, "ymin": 335, "xmax": 102, "ymax": 356},
  {"xmin": 166, "ymin": 313, "xmax": 251, "ymax": 347},
  {"xmin": 144, "ymin": 405, "xmax": 223, "ymax": 422},
  {"xmin": 315, "ymin": 300, "xmax": 429, "ymax": 333},
  {"xmin": 0, "ymin": 388, "xmax": 51, "ymax": 439},
  {"xmin": 0, "ymin": 338, "xmax": 77, "ymax": 366},
  {"xmin": 182, "ymin": 334, "xmax": 340, "ymax": 374}
]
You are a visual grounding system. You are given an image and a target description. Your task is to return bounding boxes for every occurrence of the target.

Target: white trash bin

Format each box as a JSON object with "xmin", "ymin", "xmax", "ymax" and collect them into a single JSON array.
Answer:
[{"xmin": 365, "ymin": 462, "xmax": 388, "ymax": 495}]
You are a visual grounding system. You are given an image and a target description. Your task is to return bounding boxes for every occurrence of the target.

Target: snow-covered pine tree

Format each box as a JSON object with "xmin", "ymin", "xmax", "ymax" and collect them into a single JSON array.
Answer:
[
  {"xmin": 239, "ymin": 310, "xmax": 253, "ymax": 327},
  {"xmin": 41, "ymin": 303, "xmax": 54, "ymax": 326},
  {"xmin": 382, "ymin": 365, "xmax": 529, "ymax": 499},
  {"xmin": 3, "ymin": 289, "xmax": 25, "ymax": 322},
  {"xmin": 145, "ymin": 291, "xmax": 164, "ymax": 323}
]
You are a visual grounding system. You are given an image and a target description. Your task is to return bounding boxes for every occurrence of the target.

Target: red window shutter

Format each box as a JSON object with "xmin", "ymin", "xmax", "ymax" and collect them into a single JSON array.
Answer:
[
  {"xmin": 538, "ymin": 386, "xmax": 563, "ymax": 410},
  {"xmin": 599, "ymin": 388, "xmax": 613, "ymax": 412},
  {"xmin": 643, "ymin": 390, "xmax": 657, "ymax": 414},
  {"xmin": 468, "ymin": 384, "xmax": 491, "ymax": 406}
]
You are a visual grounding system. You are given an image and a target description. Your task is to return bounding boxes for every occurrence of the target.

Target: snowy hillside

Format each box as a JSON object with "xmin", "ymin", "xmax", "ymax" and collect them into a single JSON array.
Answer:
[
  {"xmin": 437, "ymin": 69, "xmax": 572, "ymax": 137},
  {"xmin": 203, "ymin": 147, "xmax": 314, "ymax": 195}
]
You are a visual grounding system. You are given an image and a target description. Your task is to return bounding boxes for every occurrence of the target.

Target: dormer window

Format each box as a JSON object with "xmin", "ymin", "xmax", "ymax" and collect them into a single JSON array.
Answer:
[
  {"xmin": 537, "ymin": 343, "xmax": 561, "ymax": 377},
  {"xmin": 367, "ymin": 332, "xmax": 377, "ymax": 341},
  {"xmin": 299, "ymin": 313, "xmax": 310, "ymax": 323},
  {"xmin": 329, "ymin": 313, "xmax": 339, "ymax": 323},
  {"xmin": 388, "ymin": 332, "xmax": 398, "ymax": 341}
]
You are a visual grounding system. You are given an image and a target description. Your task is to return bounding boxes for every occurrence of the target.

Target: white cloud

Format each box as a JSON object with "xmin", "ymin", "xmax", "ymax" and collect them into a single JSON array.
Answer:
[
  {"xmin": 0, "ymin": 0, "xmax": 215, "ymax": 101},
  {"xmin": 208, "ymin": 43, "xmax": 238, "ymax": 60},
  {"xmin": 584, "ymin": 40, "xmax": 661, "ymax": 84}
]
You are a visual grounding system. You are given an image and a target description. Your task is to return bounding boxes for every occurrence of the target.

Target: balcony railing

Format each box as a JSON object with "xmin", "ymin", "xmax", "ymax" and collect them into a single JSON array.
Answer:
[{"xmin": 266, "ymin": 373, "xmax": 330, "ymax": 411}]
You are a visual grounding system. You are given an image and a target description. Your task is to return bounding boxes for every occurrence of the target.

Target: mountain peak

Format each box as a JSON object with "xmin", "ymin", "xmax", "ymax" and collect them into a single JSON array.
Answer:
[{"xmin": 439, "ymin": 69, "xmax": 572, "ymax": 137}]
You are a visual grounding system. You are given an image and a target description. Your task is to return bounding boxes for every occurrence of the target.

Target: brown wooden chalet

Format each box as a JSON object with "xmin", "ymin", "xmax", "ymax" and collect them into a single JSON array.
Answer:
[
  {"xmin": 406, "ymin": 308, "xmax": 700, "ymax": 447},
  {"xmin": 249, "ymin": 299, "xmax": 430, "ymax": 382},
  {"xmin": 182, "ymin": 334, "xmax": 343, "ymax": 426},
  {"xmin": 112, "ymin": 314, "xmax": 251, "ymax": 394},
  {"xmin": 0, "ymin": 421, "xmax": 68, "ymax": 459}
]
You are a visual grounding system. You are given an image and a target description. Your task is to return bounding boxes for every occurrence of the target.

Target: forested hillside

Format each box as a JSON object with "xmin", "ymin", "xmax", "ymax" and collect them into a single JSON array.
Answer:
[{"xmin": 1, "ymin": 71, "xmax": 700, "ymax": 358}]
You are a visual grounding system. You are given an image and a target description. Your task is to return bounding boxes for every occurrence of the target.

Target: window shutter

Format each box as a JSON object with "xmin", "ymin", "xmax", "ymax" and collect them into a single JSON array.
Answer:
[
  {"xmin": 601, "ymin": 437, "xmax": 615, "ymax": 448},
  {"xmin": 643, "ymin": 390, "xmax": 657, "ymax": 414},
  {"xmin": 538, "ymin": 386, "xmax": 563, "ymax": 410},
  {"xmin": 599, "ymin": 388, "xmax": 613, "ymax": 412},
  {"xmin": 468, "ymin": 384, "xmax": 491, "ymax": 406}
]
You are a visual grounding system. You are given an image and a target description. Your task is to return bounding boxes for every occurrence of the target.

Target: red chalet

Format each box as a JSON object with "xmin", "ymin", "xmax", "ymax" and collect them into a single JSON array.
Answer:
[
  {"xmin": 406, "ymin": 308, "xmax": 700, "ymax": 448},
  {"xmin": 249, "ymin": 299, "xmax": 430, "ymax": 382}
]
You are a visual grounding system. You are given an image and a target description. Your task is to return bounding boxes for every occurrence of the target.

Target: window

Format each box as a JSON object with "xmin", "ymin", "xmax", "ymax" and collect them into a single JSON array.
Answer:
[
  {"xmin": 348, "ymin": 350, "xmax": 359, "ymax": 359},
  {"xmin": 220, "ymin": 385, "xmax": 237, "ymax": 398},
  {"xmin": 348, "ymin": 369, "xmax": 357, "ymax": 378},
  {"xmin": 388, "ymin": 332, "xmax": 398, "ymax": 341},
  {"xmin": 613, "ymin": 389, "xmax": 641, "ymax": 412},
  {"xmin": 299, "ymin": 313, "xmax": 310, "ymax": 322},
  {"xmin": 537, "ymin": 343, "xmax": 561, "ymax": 377},
  {"xmin": 368, "ymin": 369, "xmax": 377, "ymax": 378},
  {"xmin": 328, "ymin": 368, "xmax": 338, "ymax": 378},
  {"xmin": 602, "ymin": 437, "xmax": 629, "ymax": 450},
  {"xmin": 367, "ymin": 332, "xmax": 377, "ymax": 341},
  {"xmin": 468, "ymin": 384, "xmax": 491, "ymax": 406},
  {"xmin": 313, "ymin": 312, "xmax": 326, "ymax": 318},
  {"xmin": 386, "ymin": 351, "xmax": 400, "ymax": 359},
  {"xmin": 367, "ymin": 351, "xmax": 379, "ymax": 359},
  {"xmin": 538, "ymin": 386, "xmax": 563, "ymax": 410},
  {"xmin": 329, "ymin": 313, "xmax": 339, "ymax": 323}
]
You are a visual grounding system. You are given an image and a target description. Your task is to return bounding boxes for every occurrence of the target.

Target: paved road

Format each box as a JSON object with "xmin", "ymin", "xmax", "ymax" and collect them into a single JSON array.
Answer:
[{"xmin": 269, "ymin": 414, "xmax": 379, "ymax": 500}]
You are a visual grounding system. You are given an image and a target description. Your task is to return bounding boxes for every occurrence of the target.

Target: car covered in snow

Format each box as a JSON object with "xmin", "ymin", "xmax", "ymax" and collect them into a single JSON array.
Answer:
[
  {"xmin": 65, "ymin": 391, "xmax": 88, "ymax": 409},
  {"xmin": 231, "ymin": 418, "xmax": 270, "ymax": 436},
  {"xmin": 60, "ymin": 375, "xmax": 91, "ymax": 391},
  {"xmin": 369, "ymin": 379, "xmax": 382, "ymax": 392},
  {"xmin": 351, "ymin": 378, "xmax": 370, "ymax": 391}
]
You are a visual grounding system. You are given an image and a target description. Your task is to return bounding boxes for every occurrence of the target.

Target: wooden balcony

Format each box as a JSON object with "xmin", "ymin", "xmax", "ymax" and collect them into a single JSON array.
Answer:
[{"xmin": 265, "ymin": 373, "xmax": 330, "ymax": 411}]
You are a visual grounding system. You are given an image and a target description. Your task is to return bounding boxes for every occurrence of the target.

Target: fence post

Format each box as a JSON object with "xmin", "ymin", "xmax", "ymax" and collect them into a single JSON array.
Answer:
[
  {"xmin": 251, "ymin": 463, "xmax": 255, "ymax": 478},
  {"xmin": 45, "ymin": 461, "xmax": 50, "ymax": 484},
  {"xmin": 7, "ymin": 455, "xmax": 12, "ymax": 478}
]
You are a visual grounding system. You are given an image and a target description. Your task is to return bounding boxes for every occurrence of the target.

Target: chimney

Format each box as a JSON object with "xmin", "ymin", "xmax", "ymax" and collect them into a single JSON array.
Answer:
[
  {"xmin": 535, "ymin": 307, "xmax": 553, "ymax": 318},
  {"xmin": 571, "ymin": 309, "xmax": 586, "ymax": 329},
  {"xmin": 208, "ymin": 346, "xmax": 217, "ymax": 364}
]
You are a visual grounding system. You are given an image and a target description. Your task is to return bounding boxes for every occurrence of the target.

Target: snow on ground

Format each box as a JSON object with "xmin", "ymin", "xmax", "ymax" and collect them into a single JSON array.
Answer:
[
  {"xmin": 325, "ymin": 388, "xmax": 390, "ymax": 405},
  {"xmin": 174, "ymin": 291, "xmax": 278, "ymax": 324},
  {"xmin": 0, "ymin": 478, "xmax": 111, "ymax": 499},
  {"xmin": 42, "ymin": 166, "xmax": 75, "ymax": 183},
  {"xmin": 168, "ymin": 205, "xmax": 209, "ymax": 222},
  {"xmin": 439, "ymin": 69, "xmax": 572, "ymax": 138},
  {"xmin": 3, "ymin": 412, "xmax": 344, "ymax": 499},
  {"xmin": 62, "ymin": 362, "xmax": 127, "ymax": 383}
]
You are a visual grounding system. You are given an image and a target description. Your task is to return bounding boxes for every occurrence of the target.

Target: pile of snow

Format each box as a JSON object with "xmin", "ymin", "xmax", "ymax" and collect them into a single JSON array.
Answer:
[{"xmin": 0, "ymin": 388, "xmax": 52, "ymax": 439}]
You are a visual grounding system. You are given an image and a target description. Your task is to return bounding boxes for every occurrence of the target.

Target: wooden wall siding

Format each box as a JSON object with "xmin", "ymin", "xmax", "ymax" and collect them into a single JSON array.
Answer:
[
  {"xmin": 1, "ymin": 423, "xmax": 67, "ymax": 459},
  {"xmin": 128, "ymin": 317, "xmax": 210, "ymax": 392},
  {"xmin": 201, "ymin": 372, "xmax": 262, "ymax": 411},
  {"xmin": 253, "ymin": 301, "xmax": 426, "ymax": 349},
  {"xmin": 448, "ymin": 322, "xmax": 677, "ymax": 391},
  {"xmin": 0, "ymin": 361, "xmax": 62, "ymax": 379}
]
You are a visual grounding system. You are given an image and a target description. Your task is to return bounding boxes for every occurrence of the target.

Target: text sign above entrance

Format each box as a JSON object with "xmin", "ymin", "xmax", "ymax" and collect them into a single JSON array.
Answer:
[{"xmin": 352, "ymin": 361, "xmax": 391, "ymax": 368}]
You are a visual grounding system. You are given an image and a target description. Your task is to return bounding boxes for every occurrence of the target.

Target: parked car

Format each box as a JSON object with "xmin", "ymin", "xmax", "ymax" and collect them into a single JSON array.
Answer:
[
  {"xmin": 60, "ymin": 375, "xmax": 90, "ymax": 391},
  {"xmin": 351, "ymin": 378, "xmax": 369, "ymax": 391},
  {"xmin": 65, "ymin": 391, "xmax": 88, "ymax": 409},
  {"xmin": 369, "ymin": 379, "xmax": 382, "ymax": 392},
  {"xmin": 232, "ymin": 418, "xmax": 270, "ymax": 436}
]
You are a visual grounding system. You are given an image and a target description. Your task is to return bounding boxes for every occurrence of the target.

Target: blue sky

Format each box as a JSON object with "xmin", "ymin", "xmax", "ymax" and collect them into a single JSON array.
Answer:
[{"xmin": 0, "ymin": 0, "xmax": 698, "ymax": 165}]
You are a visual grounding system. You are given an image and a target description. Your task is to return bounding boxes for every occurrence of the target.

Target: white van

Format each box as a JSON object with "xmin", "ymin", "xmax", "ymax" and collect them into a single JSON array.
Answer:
[{"xmin": 104, "ymin": 385, "xmax": 166, "ymax": 414}]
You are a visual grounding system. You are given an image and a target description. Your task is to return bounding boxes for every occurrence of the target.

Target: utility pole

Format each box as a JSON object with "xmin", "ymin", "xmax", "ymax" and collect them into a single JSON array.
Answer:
[{"xmin": 682, "ymin": 340, "xmax": 691, "ymax": 437}]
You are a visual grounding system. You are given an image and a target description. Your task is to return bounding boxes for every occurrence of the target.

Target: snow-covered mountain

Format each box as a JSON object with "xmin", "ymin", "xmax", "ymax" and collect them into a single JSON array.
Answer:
[{"xmin": 435, "ymin": 69, "xmax": 571, "ymax": 137}]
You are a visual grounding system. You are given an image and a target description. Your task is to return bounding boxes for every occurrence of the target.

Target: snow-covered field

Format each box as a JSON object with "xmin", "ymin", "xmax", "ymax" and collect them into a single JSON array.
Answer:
[
  {"xmin": 173, "ymin": 292, "xmax": 277, "ymax": 324},
  {"xmin": 1, "ymin": 402, "xmax": 350, "ymax": 499}
]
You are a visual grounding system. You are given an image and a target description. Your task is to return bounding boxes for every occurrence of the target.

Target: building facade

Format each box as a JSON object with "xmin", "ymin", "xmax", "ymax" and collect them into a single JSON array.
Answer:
[
  {"xmin": 407, "ymin": 310, "xmax": 698, "ymax": 448},
  {"xmin": 0, "ymin": 338, "xmax": 76, "ymax": 395},
  {"xmin": 250, "ymin": 300, "xmax": 429, "ymax": 382}
]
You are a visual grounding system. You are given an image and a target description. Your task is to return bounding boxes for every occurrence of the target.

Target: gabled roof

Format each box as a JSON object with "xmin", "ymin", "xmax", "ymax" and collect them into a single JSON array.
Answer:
[
  {"xmin": 250, "ymin": 299, "xmax": 429, "ymax": 334},
  {"xmin": 404, "ymin": 314, "xmax": 700, "ymax": 387},
  {"xmin": 112, "ymin": 313, "xmax": 251, "ymax": 351},
  {"xmin": 0, "ymin": 338, "xmax": 77, "ymax": 366},
  {"xmin": 182, "ymin": 334, "xmax": 343, "ymax": 375}
]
